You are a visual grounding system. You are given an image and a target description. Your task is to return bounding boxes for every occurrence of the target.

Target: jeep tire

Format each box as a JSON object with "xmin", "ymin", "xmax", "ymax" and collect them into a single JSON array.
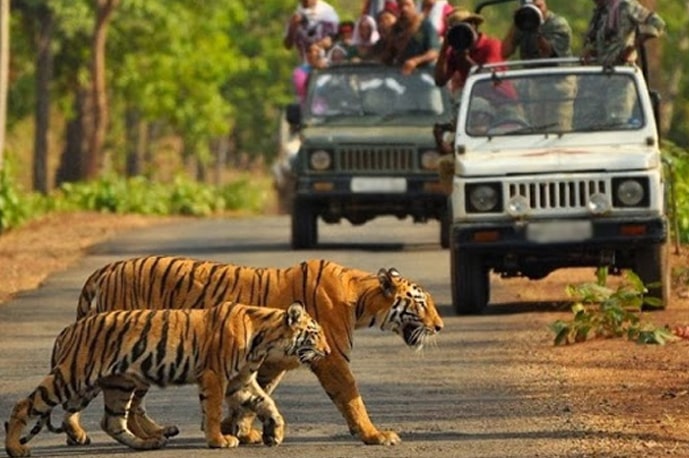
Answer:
[
  {"xmin": 634, "ymin": 241, "xmax": 670, "ymax": 309},
  {"xmin": 291, "ymin": 198, "xmax": 318, "ymax": 250},
  {"xmin": 450, "ymin": 245, "xmax": 490, "ymax": 315}
]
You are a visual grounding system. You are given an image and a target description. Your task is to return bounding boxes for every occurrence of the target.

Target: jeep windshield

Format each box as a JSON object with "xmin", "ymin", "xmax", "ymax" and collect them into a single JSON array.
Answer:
[
  {"xmin": 304, "ymin": 64, "xmax": 451, "ymax": 125},
  {"xmin": 464, "ymin": 71, "xmax": 646, "ymax": 137}
]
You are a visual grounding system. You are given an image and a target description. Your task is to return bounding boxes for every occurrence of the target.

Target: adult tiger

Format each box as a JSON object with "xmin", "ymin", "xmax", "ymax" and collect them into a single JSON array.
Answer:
[
  {"xmin": 4, "ymin": 302, "xmax": 329, "ymax": 457},
  {"xmin": 74, "ymin": 256, "xmax": 444, "ymax": 446}
]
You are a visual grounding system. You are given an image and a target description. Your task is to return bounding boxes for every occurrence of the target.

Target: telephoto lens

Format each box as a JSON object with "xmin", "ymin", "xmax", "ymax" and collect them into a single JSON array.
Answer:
[
  {"xmin": 446, "ymin": 23, "xmax": 477, "ymax": 51},
  {"xmin": 514, "ymin": 1, "xmax": 543, "ymax": 32}
]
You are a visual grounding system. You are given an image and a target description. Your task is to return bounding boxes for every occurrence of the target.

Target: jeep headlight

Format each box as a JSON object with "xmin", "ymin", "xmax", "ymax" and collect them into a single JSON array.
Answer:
[
  {"xmin": 588, "ymin": 193, "xmax": 610, "ymax": 215},
  {"xmin": 309, "ymin": 150, "xmax": 332, "ymax": 171},
  {"xmin": 507, "ymin": 195, "xmax": 529, "ymax": 217},
  {"xmin": 420, "ymin": 150, "xmax": 440, "ymax": 170},
  {"xmin": 613, "ymin": 178, "xmax": 648, "ymax": 207},
  {"xmin": 466, "ymin": 183, "xmax": 501, "ymax": 213}
]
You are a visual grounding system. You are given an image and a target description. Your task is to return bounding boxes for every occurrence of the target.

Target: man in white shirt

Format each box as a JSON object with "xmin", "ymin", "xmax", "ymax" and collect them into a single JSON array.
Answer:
[{"xmin": 284, "ymin": 0, "xmax": 340, "ymax": 63}]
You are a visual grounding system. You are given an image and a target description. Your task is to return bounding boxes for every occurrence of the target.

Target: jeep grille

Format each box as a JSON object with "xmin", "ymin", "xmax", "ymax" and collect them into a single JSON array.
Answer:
[
  {"xmin": 338, "ymin": 145, "xmax": 415, "ymax": 172},
  {"xmin": 508, "ymin": 179, "xmax": 609, "ymax": 212}
]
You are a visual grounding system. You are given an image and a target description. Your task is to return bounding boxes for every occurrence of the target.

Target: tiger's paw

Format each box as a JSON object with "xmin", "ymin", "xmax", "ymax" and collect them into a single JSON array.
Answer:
[
  {"xmin": 131, "ymin": 436, "xmax": 168, "ymax": 450},
  {"xmin": 361, "ymin": 430, "xmax": 401, "ymax": 446},
  {"xmin": 239, "ymin": 428, "xmax": 263, "ymax": 444},
  {"xmin": 207, "ymin": 434, "xmax": 240, "ymax": 448},
  {"xmin": 127, "ymin": 413, "xmax": 179, "ymax": 439},
  {"xmin": 261, "ymin": 418, "xmax": 284, "ymax": 447},
  {"xmin": 161, "ymin": 426, "xmax": 180, "ymax": 438},
  {"xmin": 5, "ymin": 442, "xmax": 30, "ymax": 458},
  {"xmin": 64, "ymin": 428, "xmax": 91, "ymax": 446},
  {"xmin": 219, "ymin": 417, "xmax": 262, "ymax": 444}
]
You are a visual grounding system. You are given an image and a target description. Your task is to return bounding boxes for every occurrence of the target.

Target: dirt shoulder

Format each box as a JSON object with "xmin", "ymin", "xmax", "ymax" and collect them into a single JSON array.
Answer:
[{"xmin": 0, "ymin": 212, "xmax": 175, "ymax": 304}]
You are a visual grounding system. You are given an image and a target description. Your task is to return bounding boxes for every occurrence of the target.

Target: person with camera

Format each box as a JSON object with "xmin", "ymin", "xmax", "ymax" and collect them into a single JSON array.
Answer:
[
  {"xmin": 434, "ymin": 9, "xmax": 503, "ymax": 103},
  {"xmin": 433, "ymin": 9, "xmax": 505, "ymax": 190},
  {"xmin": 501, "ymin": 0, "xmax": 571, "ymax": 61},
  {"xmin": 284, "ymin": 0, "xmax": 340, "ymax": 64},
  {"xmin": 501, "ymin": 0, "xmax": 574, "ymax": 130}
]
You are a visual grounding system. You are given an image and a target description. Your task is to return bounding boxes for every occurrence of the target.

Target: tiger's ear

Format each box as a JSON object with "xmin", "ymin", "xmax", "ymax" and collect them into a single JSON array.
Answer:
[
  {"xmin": 286, "ymin": 302, "xmax": 305, "ymax": 327},
  {"xmin": 377, "ymin": 268, "xmax": 398, "ymax": 298}
]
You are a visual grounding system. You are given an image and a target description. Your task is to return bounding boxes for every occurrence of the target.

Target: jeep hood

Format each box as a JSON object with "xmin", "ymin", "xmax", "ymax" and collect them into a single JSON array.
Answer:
[
  {"xmin": 457, "ymin": 144, "xmax": 660, "ymax": 176},
  {"xmin": 301, "ymin": 125, "xmax": 435, "ymax": 145}
]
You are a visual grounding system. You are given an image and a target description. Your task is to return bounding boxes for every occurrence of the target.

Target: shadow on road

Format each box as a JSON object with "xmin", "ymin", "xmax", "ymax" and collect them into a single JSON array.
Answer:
[{"xmin": 436, "ymin": 301, "xmax": 572, "ymax": 318}]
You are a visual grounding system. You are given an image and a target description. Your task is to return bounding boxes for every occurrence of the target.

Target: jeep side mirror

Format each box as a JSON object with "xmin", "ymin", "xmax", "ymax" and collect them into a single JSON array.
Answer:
[{"xmin": 286, "ymin": 103, "xmax": 302, "ymax": 126}]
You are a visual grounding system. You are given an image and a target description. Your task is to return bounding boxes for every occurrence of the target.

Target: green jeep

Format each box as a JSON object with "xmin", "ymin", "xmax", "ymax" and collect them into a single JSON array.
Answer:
[{"xmin": 285, "ymin": 63, "xmax": 452, "ymax": 249}]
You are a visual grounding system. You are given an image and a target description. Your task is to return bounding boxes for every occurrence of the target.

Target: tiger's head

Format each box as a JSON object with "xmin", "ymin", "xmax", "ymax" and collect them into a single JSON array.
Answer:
[
  {"xmin": 281, "ymin": 302, "xmax": 331, "ymax": 364},
  {"xmin": 375, "ymin": 268, "xmax": 444, "ymax": 350}
]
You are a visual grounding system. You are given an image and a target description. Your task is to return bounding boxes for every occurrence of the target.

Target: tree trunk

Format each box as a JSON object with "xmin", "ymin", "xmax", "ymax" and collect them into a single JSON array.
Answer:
[
  {"xmin": 56, "ymin": 87, "xmax": 90, "ymax": 185},
  {"xmin": 84, "ymin": 0, "xmax": 119, "ymax": 179},
  {"xmin": 0, "ymin": 0, "xmax": 9, "ymax": 171},
  {"xmin": 124, "ymin": 108, "xmax": 140, "ymax": 177},
  {"xmin": 33, "ymin": 5, "xmax": 53, "ymax": 194},
  {"xmin": 656, "ymin": 0, "xmax": 689, "ymax": 135}
]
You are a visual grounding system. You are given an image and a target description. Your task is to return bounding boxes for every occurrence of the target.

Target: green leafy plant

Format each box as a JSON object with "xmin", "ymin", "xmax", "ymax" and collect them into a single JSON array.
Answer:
[
  {"xmin": 0, "ymin": 167, "xmax": 48, "ymax": 233},
  {"xmin": 0, "ymin": 171, "xmax": 271, "ymax": 233},
  {"xmin": 550, "ymin": 269, "xmax": 676, "ymax": 346}
]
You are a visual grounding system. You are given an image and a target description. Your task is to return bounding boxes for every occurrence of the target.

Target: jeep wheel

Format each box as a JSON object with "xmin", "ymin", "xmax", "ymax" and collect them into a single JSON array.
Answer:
[
  {"xmin": 634, "ymin": 242, "xmax": 670, "ymax": 309},
  {"xmin": 450, "ymin": 246, "xmax": 489, "ymax": 315},
  {"xmin": 291, "ymin": 199, "xmax": 318, "ymax": 250}
]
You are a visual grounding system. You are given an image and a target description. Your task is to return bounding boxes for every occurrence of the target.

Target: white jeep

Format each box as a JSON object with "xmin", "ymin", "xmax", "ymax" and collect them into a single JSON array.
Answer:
[{"xmin": 449, "ymin": 58, "xmax": 669, "ymax": 315}]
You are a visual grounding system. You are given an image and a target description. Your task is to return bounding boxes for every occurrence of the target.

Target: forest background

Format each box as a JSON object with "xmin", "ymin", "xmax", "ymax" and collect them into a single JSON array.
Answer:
[{"xmin": 0, "ymin": 0, "xmax": 688, "ymax": 235}]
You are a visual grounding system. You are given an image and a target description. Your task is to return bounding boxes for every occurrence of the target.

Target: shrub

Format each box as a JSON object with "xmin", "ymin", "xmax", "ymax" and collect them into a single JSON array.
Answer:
[
  {"xmin": 0, "ymin": 172, "xmax": 271, "ymax": 233},
  {"xmin": 550, "ymin": 269, "xmax": 676, "ymax": 346}
]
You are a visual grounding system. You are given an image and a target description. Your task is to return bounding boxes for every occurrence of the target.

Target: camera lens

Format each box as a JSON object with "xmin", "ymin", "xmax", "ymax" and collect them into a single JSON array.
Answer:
[
  {"xmin": 447, "ymin": 23, "xmax": 477, "ymax": 51},
  {"xmin": 514, "ymin": 4, "xmax": 543, "ymax": 32}
]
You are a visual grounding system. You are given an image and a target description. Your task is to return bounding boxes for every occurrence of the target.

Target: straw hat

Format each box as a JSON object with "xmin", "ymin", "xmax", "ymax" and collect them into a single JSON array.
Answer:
[{"xmin": 446, "ymin": 8, "xmax": 485, "ymax": 27}]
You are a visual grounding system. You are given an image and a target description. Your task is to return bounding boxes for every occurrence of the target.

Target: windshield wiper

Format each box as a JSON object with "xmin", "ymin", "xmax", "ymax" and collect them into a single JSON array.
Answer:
[
  {"xmin": 376, "ymin": 109, "xmax": 439, "ymax": 123},
  {"xmin": 580, "ymin": 121, "xmax": 633, "ymax": 132},
  {"xmin": 501, "ymin": 122, "xmax": 559, "ymax": 135}
]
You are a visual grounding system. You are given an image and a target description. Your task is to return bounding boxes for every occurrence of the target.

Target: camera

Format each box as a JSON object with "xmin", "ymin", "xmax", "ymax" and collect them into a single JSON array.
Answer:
[
  {"xmin": 446, "ymin": 22, "xmax": 477, "ymax": 51},
  {"xmin": 514, "ymin": 0, "xmax": 543, "ymax": 33},
  {"xmin": 299, "ymin": 13, "xmax": 318, "ymax": 37}
]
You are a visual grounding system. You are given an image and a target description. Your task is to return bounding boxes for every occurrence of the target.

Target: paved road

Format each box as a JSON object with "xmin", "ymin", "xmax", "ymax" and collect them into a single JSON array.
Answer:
[{"xmin": 0, "ymin": 216, "xmax": 583, "ymax": 458}]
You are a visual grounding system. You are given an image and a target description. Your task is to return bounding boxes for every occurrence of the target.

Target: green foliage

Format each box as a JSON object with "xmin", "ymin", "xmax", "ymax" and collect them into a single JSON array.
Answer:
[
  {"xmin": 550, "ymin": 269, "xmax": 676, "ymax": 346},
  {"xmin": 219, "ymin": 176, "xmax": 269, "ymax": 213},
  {"xmin": 0, "ymin": 166, "xmax": 50, "ymax": 233},
  {"xmin": 0, "ymin": 172, "xmax": 270, "ymax": 233},
  {"xmin": 663, "ymin": 141, "xmax": 689, "ymax": 243},
  {"xmin": 0, "ymin": 168, "xmax": 29, "ymax": 233},
  {"xmin": 54, "ymin": 174, "xmax": 269, "ymax": 217}
]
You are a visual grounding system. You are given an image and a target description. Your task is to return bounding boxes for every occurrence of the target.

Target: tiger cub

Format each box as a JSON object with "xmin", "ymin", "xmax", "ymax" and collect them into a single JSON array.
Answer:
[{"xmin": 4, "ymin": 302, "xmax": 329, "ymax": 457}]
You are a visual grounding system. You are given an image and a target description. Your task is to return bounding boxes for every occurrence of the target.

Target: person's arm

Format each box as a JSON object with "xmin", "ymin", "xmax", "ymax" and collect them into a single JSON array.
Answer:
[
  {"xmin": 284, "ymin": 13, "xmax": 301, "ymax": 50},
  {"xmin": 434, "ymin": 41, "xmax": 451, "ymax": 87},
  {"xmin": 402, "ymin": 48, "xmax": 439, "ymax": 75}
]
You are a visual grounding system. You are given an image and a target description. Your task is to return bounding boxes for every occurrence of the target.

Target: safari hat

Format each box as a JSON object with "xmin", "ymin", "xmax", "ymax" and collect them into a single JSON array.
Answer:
[{"xmin": 446, "ymin": 8, "xmax": 485, "ymax": 27}]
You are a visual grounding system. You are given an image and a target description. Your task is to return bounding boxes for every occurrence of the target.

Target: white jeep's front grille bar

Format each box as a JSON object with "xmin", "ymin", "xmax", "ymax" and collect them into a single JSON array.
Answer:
[{"xmin": 508, "ymin": 179, "xmax": 608, "ymax": 212}]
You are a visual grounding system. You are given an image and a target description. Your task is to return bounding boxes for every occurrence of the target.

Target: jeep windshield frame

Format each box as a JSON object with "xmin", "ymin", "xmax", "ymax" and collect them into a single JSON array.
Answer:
[
  {"xmin": 302, "ymin": 63, "xmax": 452, "ymax": 125},
  {"xmin": 462, "ymin": 63, "xmax": 648, "ymax": 138}
]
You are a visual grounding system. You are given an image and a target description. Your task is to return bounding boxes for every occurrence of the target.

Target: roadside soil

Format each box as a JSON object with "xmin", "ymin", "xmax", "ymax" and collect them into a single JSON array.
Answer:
[{"xmin": 1, "ymin": 211, "xmax": 689, "ymax": 456}]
